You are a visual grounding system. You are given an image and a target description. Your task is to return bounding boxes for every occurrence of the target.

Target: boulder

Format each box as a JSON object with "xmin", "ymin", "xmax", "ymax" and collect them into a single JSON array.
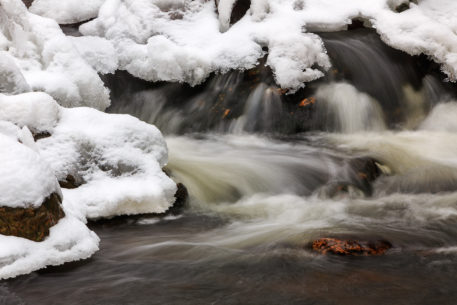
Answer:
[{"xmin": 0, "ymin": 192, "xmax": 65, "ymax": 242}]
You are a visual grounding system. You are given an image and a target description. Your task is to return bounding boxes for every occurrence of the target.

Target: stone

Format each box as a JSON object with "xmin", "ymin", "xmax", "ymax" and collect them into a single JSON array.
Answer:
[
  {"xmin": 0, "ymin": 193, "xmax": 65, "ymax": 242},
  {"xmin": 311, "ymin": 238, "xmax": 392, "ymax": 256},
  {"xmin": 58, "ymin": 174, "xmax": 82, "ymax": 189}
]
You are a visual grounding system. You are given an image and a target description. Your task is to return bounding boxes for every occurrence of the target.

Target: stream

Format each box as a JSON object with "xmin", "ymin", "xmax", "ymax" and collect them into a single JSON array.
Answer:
[{"xmin": 2, "ymin": 28, "xmax": 457, "ymax": 305}]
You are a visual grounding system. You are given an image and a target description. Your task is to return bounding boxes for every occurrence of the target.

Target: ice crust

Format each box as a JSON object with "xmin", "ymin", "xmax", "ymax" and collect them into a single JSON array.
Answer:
[
  {"xmin": 0, "ymin": 91, "xmax": 176, "ymax": 278},
  {"xmin": 73, "ymin": 0, "xmax": 457, "ymax": 91}
]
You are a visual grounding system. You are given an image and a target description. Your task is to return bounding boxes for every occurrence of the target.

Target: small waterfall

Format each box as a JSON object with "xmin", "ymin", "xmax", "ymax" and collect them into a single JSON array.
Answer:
[
  {"xmin": 313, "ymin": 82, "xmax": 386, "ymax": 133},
  {"xmin": 229, "ymin": 83, "xmax": 285, "ymax": 133}
]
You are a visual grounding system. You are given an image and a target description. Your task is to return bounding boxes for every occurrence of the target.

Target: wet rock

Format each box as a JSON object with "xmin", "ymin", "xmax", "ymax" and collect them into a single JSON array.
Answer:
[
  {"xmin": 58, "ymin": 174, "xmax": 82, "ymax": 189},
  {"xmin": 0, "ymin": 193, "xmax": 65, "ymax": 242},
  {"xmin": 311, "ymin": 238, "xmax": 392, "ymax": 256},
  {"xmin": 391, "ymin": 0, "xmax": 418, "ymax": 13},
  {"xmin": 166, "ymin": 183, "xmax": 189, "ymax": 216},
  {"xmin": 32, "ymin": 131, "xmax": 51, "ymax": 141},
  {"xmin": 229, "ymin": 0, "xmax": 250, "ymax": 25},
  {"xmin": 21, "ymin": 0, "xmax": 34, "ymax": 8},
  {"xmin": 346, "ymin": 157, "xmax": 386, "ymax": 197},
  {"xmin": 320, "ymin": 157, "xmax": 387, "ymax": 198},
  {"xmin": 215, "ymin": 0, "xmax": 251, "ymax": 32}
]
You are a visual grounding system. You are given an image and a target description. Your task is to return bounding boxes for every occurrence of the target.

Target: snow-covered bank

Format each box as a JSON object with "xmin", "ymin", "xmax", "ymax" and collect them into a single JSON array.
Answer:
[
  {"xmin": 0, "ymin": 91, "xmax": 176, "ymax": 279},
  {"xmin": 30, "ymin": 0, "xmax": 455, "ymax": 92}
]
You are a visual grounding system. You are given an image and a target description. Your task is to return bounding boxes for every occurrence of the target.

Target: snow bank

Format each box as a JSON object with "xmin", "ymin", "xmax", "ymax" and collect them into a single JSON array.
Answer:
[
  {"xmin": 29, "ymin": 0, "xmax": 105, "ymax": 24},
  {"xmin": 74, "ymin": 0, "xmax": 457, "ymax": 90},
  {"xmin": 0, "ymin": 0, "xmax": 109, "ymax": 109}
]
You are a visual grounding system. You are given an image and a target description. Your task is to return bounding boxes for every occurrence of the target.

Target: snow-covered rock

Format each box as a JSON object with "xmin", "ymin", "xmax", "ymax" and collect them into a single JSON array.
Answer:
[
  {"xmin": 0, "ymin": 0, "xmax": 110, "ymax": 109},
  {"xmin": 0, "ymin": 92, "xmax": 177, "ymax": 220},
  {"xmin": 0, "ymin": 91, "xmax": 177, "ymax": 278},
  {"xmin": 0, "ymin": 132, "xmax": 99, "ymax": 280},
  {"xmin": 75, "ymin": 0, "xmax": 457, "ymax": 91},
  {"xmin": 0, "ymin": 212, "xmax": 99, "ymax": 280},
  {"xmin": 29, "ymin": 0, "xmax": 105, "ymax": 24},
  {"xmin": 38, "ymin": 106, "xmax": 177, "ymax": 219}
]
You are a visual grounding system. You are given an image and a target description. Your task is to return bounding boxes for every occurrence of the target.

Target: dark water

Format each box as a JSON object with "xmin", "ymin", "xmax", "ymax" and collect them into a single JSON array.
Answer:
[{"xmin": 3, "ymin": 29, "xmax": 457, "ymax": 305}]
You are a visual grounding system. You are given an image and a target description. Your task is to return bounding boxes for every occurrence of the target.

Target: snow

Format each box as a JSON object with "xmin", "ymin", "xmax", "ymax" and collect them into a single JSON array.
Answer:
[
  {"xmin": 75, "ymin": 0, "xmax": 457, "ymax": 90},
  {"xmin": 0, "ymin": 134, "xmax": 60, "ymax": 208},
  {"xmin": 29, "ymin": 0, "xmax": 105, "ymax": 24},
  {"xmin": 0, "ymin": 0, "xmax": 110, "ymax": 109},
  {"xmin": 0, "ymin": 92, "xmax": 60, "ymax": 134},
  {"xmin": 0, "ymin": 51, "xmax": 30, "ymax": 94},
  {"xmin": 69, "ymin": 36, "xmax": 119, "ymax": 74}
]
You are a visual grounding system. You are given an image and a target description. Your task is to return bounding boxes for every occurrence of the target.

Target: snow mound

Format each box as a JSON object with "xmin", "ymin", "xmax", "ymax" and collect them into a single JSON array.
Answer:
[
  {"xmin": 0, "ymin": 0, "xmax": 110, "ymax": 109},
  {"xmin": 0, "ymin": 92, "xmax": 60, "ymax": 134},
  {"xmin": 76, "ymin": 0, "xmax": 457, "ymax": 90},
  {"xmin": 0, "ymin": 134, "xmax": 59, "ymax": 208},
  {"xmin": 29, "ymin": 0, "xmax": 105, "ymax": 24}
]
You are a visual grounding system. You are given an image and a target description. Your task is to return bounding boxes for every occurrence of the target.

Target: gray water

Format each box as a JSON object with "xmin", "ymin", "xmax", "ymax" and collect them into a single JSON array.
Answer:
[{"xmin": 2, "ymin": 29, "xmax": 457, "ymax": 305}]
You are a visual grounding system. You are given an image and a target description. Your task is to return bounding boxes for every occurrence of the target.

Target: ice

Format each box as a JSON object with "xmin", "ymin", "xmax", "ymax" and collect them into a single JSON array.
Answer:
[
  {"xmin": 29, "ymin": 0, "xmax": 105, "ymax": 24},
  {"xmin": 0, "ymin": 0, "xmax": 110, "ymax": 109}
]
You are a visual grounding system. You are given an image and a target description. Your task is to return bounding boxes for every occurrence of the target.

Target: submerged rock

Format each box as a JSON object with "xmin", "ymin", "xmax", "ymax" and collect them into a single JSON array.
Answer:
[
  {"xmin": 311, "ymin": 238, "xmax": 392, "ymax": 256},
  {"xmin": 0, "ymin": 193, "xmax": 65, "ymax": 242}
]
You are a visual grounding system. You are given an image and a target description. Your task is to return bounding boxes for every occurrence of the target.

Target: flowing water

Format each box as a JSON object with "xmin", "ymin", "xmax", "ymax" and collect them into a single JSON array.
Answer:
[{"xmin": 3, "ymin": 29, "xmax": 457, "ymax": 305}]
